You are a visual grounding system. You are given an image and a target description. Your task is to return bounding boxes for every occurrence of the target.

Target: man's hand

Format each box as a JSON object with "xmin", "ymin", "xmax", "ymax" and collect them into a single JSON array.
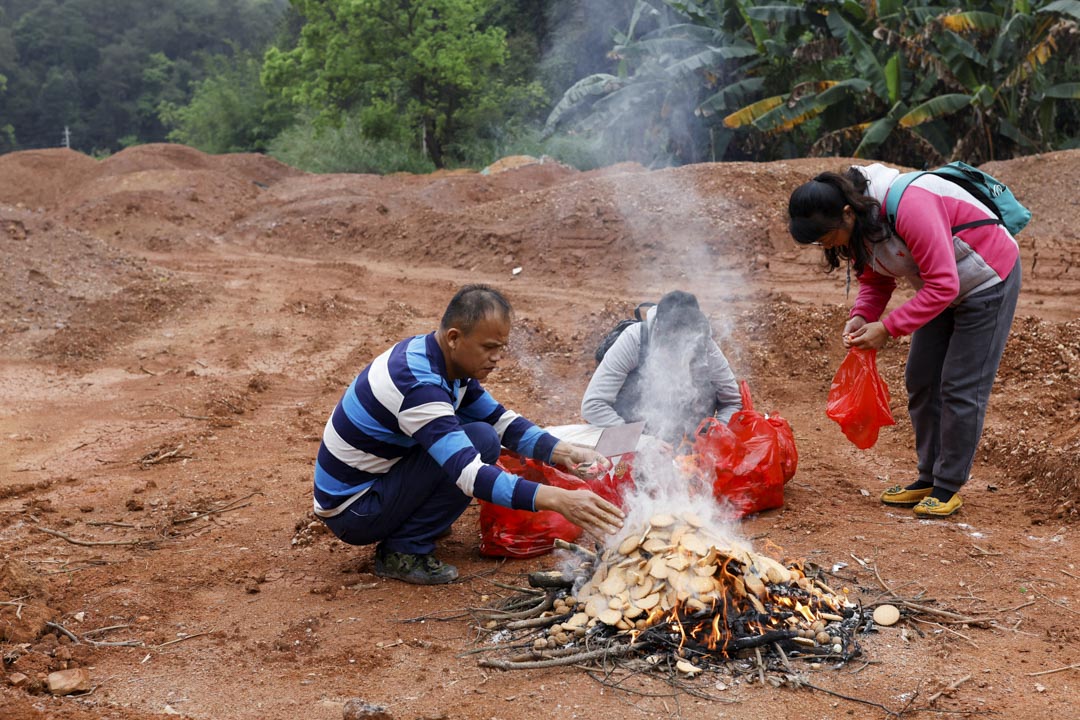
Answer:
[
  {"xmin": 550, "ymin": 441, "xmax": 613, "ymax": 479},
  {"xmin": 534, "ymin": 485, "xmax": 624, "ymax": 538},
  {"xmin": 846, "ymin": 320, "xmax": 890, "ymax": 350}
]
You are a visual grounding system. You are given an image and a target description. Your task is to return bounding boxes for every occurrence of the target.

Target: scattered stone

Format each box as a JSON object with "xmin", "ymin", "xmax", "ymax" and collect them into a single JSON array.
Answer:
[
  {"xmin": 46, "ymin": 667, "xmax": 90, "ymax": 695},
  {"xmin": 342, "ymin": 698, "xmax": 392, "ymax": 720},
  {"xmin": 8, "ymin": 672, "xmax": 29, "ymax": 687}
]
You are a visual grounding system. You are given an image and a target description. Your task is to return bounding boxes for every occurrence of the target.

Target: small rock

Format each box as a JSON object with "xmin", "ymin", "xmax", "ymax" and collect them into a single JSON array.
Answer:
[
  {"xmin": 342, "ymin": 698, "xmax": 392, "ymax": 720},
  {"xmin": 46, "ymin": 667, "xmax": 90, "ymax": 695},
  {"xmin": 873, "ymin": 604, "xmax": 901, "ymax": 626},
  {"xmin": 8, "ymin": 672, "xmax": 29, "ymax": 687}
]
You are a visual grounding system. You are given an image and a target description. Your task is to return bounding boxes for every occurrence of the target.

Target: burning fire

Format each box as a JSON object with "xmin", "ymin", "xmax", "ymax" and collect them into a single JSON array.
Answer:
[{"xmin": 564, "ymin": 511, "xmax": 855, "ymax": 658}]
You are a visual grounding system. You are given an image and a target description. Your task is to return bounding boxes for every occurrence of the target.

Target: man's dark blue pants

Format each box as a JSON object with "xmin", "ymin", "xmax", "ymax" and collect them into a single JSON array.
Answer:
[{"xmin": 321, "ymin": 422, "xmax": 500, "ymax": 555}]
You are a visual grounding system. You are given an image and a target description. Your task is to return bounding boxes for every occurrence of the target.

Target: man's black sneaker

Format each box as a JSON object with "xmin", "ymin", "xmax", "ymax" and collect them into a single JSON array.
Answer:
[{"xmin": 374, "ymin": 549, "xmax": 458, "ymax": 585}]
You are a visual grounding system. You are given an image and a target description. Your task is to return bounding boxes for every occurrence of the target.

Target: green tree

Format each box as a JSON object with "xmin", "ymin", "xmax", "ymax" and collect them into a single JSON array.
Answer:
[
  {"xmin": 161, "ymin": 53, "xmax": 292, "ymax": 153},
  {"xmin": 262, "ymin": 0, "xmax": 510, "ymax": 167}
]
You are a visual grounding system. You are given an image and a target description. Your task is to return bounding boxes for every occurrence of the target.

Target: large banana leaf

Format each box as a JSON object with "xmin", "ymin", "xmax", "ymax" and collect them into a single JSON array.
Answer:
[
  {"xmin": 1038, "ymin": 0, "xmax": 1080, "ymax": 22},
  {"xmin": 898, "ymin": 94, "xmax": 973, "ymax": 127},
  {"xmin": 853, "ymin": 108, "xmax": 901, "ymax": 158},
  {"xmin": 723, "ymin": 95, "xmax": 786, "ymax": 128},
  {"xmin": 748, "ymin": 78, "xmax": 871, "ymax": 133},
  {"xmin": 884, "ymin": 54, "xmax": 902, "ymax": 105},
  {"xmin": 745, "ymin": 5, "xmax": 814, "ymax": 25},
  {"xmin": 1044, "ymin": 82, "xmax": 1080, "ymax": 98},
  {"xmin": 664, "ymin": 43, "xmax": 760, "ymax": 78},
  {"xmin": 826, "ymin": 12, "xmax": 890, "ymax": 101},
  {"xmin": 544, "ymin": 74, "xmax": 623, "ymax": 134},
  {"xmin": 940, "ymin": 11, "xmax": 1002, "ymax": 32},
  {"xmin": 696, "ymin": 76, "xmax": 767, "ymax": 117}
]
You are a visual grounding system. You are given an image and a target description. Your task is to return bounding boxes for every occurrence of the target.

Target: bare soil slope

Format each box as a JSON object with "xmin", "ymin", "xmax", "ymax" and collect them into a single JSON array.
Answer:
[{"xmin": 1, "ymin": 144, "xmax": 1077, "ymax": 720}]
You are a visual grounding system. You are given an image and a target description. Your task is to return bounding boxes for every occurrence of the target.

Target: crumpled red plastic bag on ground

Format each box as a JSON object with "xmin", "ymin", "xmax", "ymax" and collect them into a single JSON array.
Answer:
[
  {"xmin": 826, "ymin": 348, "xmax": 895, "ymax": 449},
  {"xmin": 478, "ymin": 451, "xmax": 585, "ymax": 558}
]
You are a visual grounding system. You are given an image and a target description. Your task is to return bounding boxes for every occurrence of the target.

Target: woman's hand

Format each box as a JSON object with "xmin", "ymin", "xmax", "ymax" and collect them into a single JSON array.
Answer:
[
  {"xmin": 534, "ymin": 485, "xmax": 624, "ymax": 537},
  {"xmin": 846, "ymin": 320, "xmax": 890, "ymax": 350},
  {"xmin": 842, "ymin": 315, "xmax": 867, "ymax": 348}
]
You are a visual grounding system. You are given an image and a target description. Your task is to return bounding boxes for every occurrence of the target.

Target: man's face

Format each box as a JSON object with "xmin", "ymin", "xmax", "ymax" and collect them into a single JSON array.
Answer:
[{"xmin": 446, "ymin": 312, "xmax": 511, "ymax": 381}]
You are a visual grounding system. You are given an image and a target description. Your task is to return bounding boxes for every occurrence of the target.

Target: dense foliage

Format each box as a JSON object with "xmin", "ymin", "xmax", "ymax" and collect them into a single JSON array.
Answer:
[
  {"xmin": 1, "ymin": 0, "xmax": 1076, "ymax": 171},
  {"xmin": 545, "ymin": 0, "xmax": 1080, "ymax": 167},
  {"xmin": 0, "ymin": 0, "xmax": 288, "ymax": 154}
]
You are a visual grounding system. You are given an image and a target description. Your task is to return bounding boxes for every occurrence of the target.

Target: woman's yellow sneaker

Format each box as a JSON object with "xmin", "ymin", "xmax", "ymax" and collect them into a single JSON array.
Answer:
[
  {"xmin": 880, "ymin": 485, "xmax": 933, "ymax": 506},
  {"xmin": 913, "ymin": 494, "xmax": 963, "ymax": 517}
]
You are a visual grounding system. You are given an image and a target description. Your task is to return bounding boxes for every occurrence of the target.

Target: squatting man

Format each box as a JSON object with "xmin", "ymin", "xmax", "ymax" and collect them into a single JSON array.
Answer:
[{"xmin": 311, "ymin": 284, "xmax": 624, "ymax": 584}]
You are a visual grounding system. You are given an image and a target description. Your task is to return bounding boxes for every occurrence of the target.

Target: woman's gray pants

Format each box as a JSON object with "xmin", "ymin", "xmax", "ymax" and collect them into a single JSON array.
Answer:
[{"xmin": 905, "ymin": 258, "xmax": 1022, "ymax": 494}]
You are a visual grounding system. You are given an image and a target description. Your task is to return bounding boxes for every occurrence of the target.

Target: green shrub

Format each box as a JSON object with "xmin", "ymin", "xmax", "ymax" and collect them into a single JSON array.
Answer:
[{"xmin": 267, "ymin": 113, "xmax": 435, "ymax": 175}]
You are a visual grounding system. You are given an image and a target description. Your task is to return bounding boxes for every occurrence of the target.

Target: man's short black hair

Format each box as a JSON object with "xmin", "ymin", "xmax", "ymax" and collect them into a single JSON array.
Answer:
[{"xmin": 440, "ymin": 284, "xmax": 513, "ymax": 333}]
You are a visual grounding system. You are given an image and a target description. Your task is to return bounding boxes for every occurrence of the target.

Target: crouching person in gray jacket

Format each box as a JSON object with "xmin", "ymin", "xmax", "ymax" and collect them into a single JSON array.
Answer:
[{"xmin": 581, "ymin": 290, "xmax": 742, "ymax": 445}]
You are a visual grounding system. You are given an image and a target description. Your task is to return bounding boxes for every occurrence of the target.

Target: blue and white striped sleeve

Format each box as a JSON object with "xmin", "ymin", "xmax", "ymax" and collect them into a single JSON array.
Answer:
[
  {"xmin": 402, "ymin": 384, "xmax": 540, "ymax": 511},
  {"xmin": 458, "ymin": 380, "xmax": 560, "ymax": 463}
]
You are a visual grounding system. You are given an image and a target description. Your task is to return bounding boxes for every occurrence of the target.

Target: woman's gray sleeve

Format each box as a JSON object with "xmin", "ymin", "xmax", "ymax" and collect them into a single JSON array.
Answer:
[
  {"xmin": 707, "ymin": 341, "xmax": 742, "ymax": 423},
  {"xmin": 581, "ymin": 324, "xmax": 642, "ymax": 427}
]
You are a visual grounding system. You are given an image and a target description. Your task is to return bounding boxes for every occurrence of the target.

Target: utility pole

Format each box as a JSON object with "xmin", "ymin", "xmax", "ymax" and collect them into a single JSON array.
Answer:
[{"xmin": 62, "ymin": 126, "xmax": 70, "ymax": 149}]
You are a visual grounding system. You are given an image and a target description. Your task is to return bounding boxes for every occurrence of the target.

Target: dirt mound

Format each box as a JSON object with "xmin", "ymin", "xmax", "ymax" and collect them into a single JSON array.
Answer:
[
  {"xmin": 0, "ymin": 204, "xmax": 200, "ymax": 363},
  {"xmin": 0, "ymin": 149, "xmax": 100, "ymax": 207}
]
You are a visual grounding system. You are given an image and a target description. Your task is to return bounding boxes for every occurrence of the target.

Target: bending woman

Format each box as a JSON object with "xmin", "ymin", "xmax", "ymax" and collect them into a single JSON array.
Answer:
[{"xmin": 787, "ymin": 164, "xmax": 1021, "ymax": 518}]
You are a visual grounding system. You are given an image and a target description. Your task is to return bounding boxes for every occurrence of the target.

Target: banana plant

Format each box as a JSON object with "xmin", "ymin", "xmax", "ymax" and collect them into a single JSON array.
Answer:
[{"xmin": 721, "ymin": 0, "xmax": 1079, "ymax": 162}]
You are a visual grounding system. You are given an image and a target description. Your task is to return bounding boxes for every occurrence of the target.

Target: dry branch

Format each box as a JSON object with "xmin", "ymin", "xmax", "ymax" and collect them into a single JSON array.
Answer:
[
  {"xmin": 479, "ymin": 641, "xmax": 647, "ymax": 670},
  {"xmin": 33, "ymin": 526, "xmax": 149, "ymax": 547}
]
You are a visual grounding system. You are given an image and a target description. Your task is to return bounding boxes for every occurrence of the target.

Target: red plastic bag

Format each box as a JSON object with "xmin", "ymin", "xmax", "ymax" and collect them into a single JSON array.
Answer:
[
  {"xmin": 729, "ymin": 381, "xmax": 798, "ymax": 483},
  {"xmin": 826, "ymin": 348, "xmax": 895, "ymax": 449},
  {"xmin": 478, "ymin": 451, "xmax": 585, "ymax": 558},
  {"xmin": 680, "ymin": 382, "xmax": 795, "ymax": 519}
]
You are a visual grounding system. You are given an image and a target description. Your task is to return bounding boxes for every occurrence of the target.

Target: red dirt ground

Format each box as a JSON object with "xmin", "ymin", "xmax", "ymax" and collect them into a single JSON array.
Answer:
[{"xmin": 1, "ymin": 145, "xmax": 1077, "ymax": 720}]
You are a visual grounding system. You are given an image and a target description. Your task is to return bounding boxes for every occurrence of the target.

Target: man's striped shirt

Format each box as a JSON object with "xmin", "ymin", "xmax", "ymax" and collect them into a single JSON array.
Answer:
[{"xmin": 313, "ymin": 332, "xmax": 559, "ymax": 517}]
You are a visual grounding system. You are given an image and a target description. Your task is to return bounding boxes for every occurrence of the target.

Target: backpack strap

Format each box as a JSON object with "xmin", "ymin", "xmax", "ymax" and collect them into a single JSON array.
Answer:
[
  {"xmin": 885, "ymin": 169, "xmax": 1005, "ymax": 237},
  {"xmin": 883, "ymin": 170, "xmax": 925, "ymax": 233},
  {"xmin": 927, "ymin": 172, "xmax": 1005, "ymax": 232}
]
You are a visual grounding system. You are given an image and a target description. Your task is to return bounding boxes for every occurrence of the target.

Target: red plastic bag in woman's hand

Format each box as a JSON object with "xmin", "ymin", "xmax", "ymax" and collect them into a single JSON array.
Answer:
[{"xmin": 826, "ymin": 348, "xmax": 895, "ymax": 449}]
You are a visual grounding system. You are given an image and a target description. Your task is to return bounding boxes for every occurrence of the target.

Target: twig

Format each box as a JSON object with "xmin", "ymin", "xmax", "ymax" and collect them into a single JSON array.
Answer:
[
  {"xmin": 479, "ymin": 641, "xmax": 646, "ymax": 670},
  {"xmin": 481, "ymin": 580, "xmax": 544, "ymax": 596},
  {"xmin": 475, "ymin": 592, "xmax": 554, "ymax": 622},
  {"xmin": 799, "ymin": 680, "xmax": 895, "ymax": 715},
  {"xmin": 1027, "ymin": 663, "xmax": 1080, "ymax": 677},
  {"xmin": 996, "ymin": 599, "xmax": 1037, "ymax": 613},
  {"xmin": 1033, "ymin": 592, "xmax": 1080, "ymax": 617},
  {"xmin": 554, "ymin": 538, "xmax": 598, "ymax": 561},
  {"xmin": 139, "ymin": 444, "xmax": 191, "ymax": 466},
  {"xmin": 172, "ymin": 491, "xmax": 262, "ymax": 524},
  {"xmin": 506, "ymin": 611, "xmax": 570, "ymax": 630},
  {"xmin": 927, "ymin": 673, "xmax": 971, "ymax": 703},
  {"xmin": 33, "ymin": 526, "xmax": 148, "ymax": 547},
  {"xmin": 910, "ymin": 617, "xmax": 980, "ymax": 648},
  {"xmin": 46, "ymin": 621, "xmax": 80, "ymax": 643},
  {"xmin": 1062, "ymin": 570, "xmax": 1079, "ymax": 580},
  {"xmin": 83, "ymin": 624, "xmax": 132, "ymax": 637},
  {"xmin": 896, "ymin": 600, "xmax": 992, "ymax": 626},
  {"xmin": 154, "ymin": 631, "xmax": 212, "ymax": 649},
  {"xmin": 1, "ymin": 600, "xmax": 27, "ymax": 619}
]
